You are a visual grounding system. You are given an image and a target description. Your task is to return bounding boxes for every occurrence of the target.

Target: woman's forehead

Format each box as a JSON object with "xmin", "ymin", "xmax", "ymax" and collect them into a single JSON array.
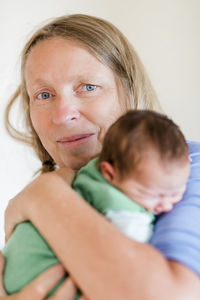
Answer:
[
  {"xmin": 25, "ymin": 37, "xmax": 115, "ymax": 81},
  {"xmin": 26, "ymin": 37, "xmax": 106, "ymax": 68}
]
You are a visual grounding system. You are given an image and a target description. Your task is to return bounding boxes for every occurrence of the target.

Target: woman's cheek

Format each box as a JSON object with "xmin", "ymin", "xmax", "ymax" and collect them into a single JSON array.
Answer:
[
  {"xmin": 84, "ymin": 94, "xmax": 122, "ymax": 128},
  {"xmin": 30, "ymin": 107, "xmax": 50, "ymax": 136}
]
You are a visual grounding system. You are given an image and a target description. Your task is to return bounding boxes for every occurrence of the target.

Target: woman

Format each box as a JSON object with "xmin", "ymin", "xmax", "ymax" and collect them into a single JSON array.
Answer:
[{"xmin": 1, "ymin": 14, "xmax": 200, "ymax": 299}]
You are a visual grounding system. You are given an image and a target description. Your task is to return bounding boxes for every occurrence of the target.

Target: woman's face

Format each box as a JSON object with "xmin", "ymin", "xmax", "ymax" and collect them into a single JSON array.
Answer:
[{"xmin": 25, "ymin": 38, "xmax": 123, "ymax": 170}]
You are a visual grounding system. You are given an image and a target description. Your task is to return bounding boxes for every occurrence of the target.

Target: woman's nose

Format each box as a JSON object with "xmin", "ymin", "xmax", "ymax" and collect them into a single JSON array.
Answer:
[{"xmin": 52, "ymin": 102, "xmax": 81, "ymax": 125}]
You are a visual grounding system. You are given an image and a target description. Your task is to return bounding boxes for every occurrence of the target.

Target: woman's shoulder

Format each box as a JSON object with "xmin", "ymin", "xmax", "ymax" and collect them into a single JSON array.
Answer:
[
  {"xmin": 187, "ymin": 140, "xmax": 200, "ymax": 154},
  {"xmin": 150, "ymin": 140, "xmax": 200, "ymax": 276},
  {"xmin": 187, "ymin": 140, "xmax": 200, "ymax": 187}
]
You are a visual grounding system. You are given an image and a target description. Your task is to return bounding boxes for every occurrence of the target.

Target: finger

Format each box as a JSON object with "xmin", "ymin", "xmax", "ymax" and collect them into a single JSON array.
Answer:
[
  {"xmin": 19, "ymin": 264, "xmax": 65, "ymax": 300},
  {"xmin": 0, "ymin": 253, "xmax": 6, "ymax": 295},
  {"xmin": 49, "ymin": 277, "xmax": 77, "ymax": 300},
  {"xmin": 4, "ymin": 200, "xmax": 17, "ymax": 243},
  {"xmin": 79, "ymin": 296, "xmax": 88, "ymax": 300},
  {"xmin": 4, "ymin": 215, "xmax": 14, "ymax": 243},
  {"xmin": 5, "ymin": 225, "xmax": 14, "ymax": 243}
]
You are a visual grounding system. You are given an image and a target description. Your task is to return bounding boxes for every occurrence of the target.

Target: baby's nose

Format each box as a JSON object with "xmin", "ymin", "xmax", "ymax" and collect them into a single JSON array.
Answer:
[{"xmin": 155, "ymin": 201, "xmax": 173, "ymax": 213}]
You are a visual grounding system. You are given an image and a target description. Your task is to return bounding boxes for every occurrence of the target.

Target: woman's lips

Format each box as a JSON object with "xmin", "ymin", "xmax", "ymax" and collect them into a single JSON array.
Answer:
[{"xmin": 57, "ymin": 133, "xmax": 94, "ymax": 148}]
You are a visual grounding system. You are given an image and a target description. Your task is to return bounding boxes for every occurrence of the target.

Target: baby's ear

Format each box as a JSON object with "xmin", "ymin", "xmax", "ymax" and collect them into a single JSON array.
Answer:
[{"xmin": 100, "ymin": 161, "xmax": 116, "ymax": 183}]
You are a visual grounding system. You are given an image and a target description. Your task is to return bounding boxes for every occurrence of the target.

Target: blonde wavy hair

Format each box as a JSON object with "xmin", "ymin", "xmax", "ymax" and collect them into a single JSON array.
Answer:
[{"xmin": 5, "ymin": 14, "xmax": 162, "ymax": 174}]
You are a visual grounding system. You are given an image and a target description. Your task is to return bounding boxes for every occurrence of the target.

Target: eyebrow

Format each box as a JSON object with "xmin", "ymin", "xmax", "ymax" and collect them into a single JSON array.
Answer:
[
  {"xmin": 25, "ymin": 78, "xmax": 50, "ymax": 92},
  {"xmin": 28, "ymin": 78, "xmax": 53, "ymax": 86},
  {"xmin": 31, "ymin": 73, "xmax": 103, "ymax": 84}
]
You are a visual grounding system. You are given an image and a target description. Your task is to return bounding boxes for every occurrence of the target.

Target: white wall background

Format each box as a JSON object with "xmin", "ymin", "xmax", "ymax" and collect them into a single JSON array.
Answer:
[{"xmin": 0, "ymin": 0, "xmax": 200, "ymax": 249}]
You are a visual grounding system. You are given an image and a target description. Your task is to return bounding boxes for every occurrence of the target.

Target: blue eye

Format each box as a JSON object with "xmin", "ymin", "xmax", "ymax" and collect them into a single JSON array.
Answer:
[
  {"xmin": 38, "ymin": 92, "xmax": 52, "ymax": 99},
  {"xmin": 84, "ymin": 85, "xmax": 97, "ymax": 91}
]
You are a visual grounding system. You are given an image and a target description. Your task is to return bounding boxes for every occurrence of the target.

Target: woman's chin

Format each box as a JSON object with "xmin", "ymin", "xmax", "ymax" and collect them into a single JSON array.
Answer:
[{"xmin": 58, "ymin": 152, "xmax": 99, "ymax": 171}]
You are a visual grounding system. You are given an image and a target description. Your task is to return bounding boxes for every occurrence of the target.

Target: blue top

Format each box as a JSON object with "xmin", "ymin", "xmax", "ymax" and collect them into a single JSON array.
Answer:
[{"xmin": 150, "ymin": 140, "xmax": 200, "ymax": 276}]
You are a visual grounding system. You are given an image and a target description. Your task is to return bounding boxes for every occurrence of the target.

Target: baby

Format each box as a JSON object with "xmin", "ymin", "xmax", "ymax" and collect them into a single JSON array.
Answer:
[
  {"xmin": 74, "ymin": 109, "xmax": 190, "ymax": 242},
  {"xmin": 3, "ymin": 110, "xmax": 190, "ymax": 298}
]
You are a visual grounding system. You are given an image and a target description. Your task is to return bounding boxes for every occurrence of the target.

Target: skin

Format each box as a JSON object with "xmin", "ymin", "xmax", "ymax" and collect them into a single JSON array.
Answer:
[
  {"xmin": 26, "ymin": 37, "xmax": 123, "ymax": 171},
  {"xmin": 100, "ymin": 151, "xmax": 190, "ymax": 214},
  {"xmin": 2, "ymin": 38, "xmax": 200, "ymax": 299}
]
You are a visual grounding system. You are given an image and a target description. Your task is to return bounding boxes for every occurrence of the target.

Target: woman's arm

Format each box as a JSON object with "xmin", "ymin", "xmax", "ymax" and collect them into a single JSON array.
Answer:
[{"xmin": 5, "ymin": 168, "xmax": 200, "ymax": 300}]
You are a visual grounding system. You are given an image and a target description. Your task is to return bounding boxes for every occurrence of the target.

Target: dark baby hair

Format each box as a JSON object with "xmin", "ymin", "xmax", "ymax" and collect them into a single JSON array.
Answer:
[{"xmin": 99, "ymin": 110, "xmax": 189, "ymax": 180}]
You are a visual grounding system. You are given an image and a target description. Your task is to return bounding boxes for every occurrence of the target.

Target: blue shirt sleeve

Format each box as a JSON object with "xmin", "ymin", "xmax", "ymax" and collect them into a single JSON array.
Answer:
[{"xmin": 150, "ymin": 140, "xmax": 200, "ymax": 276}]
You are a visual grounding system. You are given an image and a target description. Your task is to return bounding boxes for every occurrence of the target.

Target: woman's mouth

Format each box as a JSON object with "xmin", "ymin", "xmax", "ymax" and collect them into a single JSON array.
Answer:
[{"xmin": 57, "ymin": 133, "xmax": 94, "ymax": 148}]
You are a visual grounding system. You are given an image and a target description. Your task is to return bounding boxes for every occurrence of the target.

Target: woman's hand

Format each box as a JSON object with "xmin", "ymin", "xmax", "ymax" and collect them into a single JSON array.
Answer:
[
  {"xmin": 0, "ymin": 253, "xmax": 88, "ymax": 300},
  {"xmin": 5, "ymin": 167, "xmax": 75, "ymax": 242}
]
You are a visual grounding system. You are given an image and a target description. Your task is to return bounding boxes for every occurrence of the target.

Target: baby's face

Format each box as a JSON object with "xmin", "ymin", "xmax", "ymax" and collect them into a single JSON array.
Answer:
[{"xmin": 112, "ymin": 156, "xmax": 190, "ymax": 214}]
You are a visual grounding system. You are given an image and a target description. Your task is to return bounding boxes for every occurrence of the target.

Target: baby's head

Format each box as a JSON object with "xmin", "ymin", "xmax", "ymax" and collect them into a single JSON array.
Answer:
[{"xmin": 99, "ymin": 110, "xmax": 190, "ymax": 214}]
